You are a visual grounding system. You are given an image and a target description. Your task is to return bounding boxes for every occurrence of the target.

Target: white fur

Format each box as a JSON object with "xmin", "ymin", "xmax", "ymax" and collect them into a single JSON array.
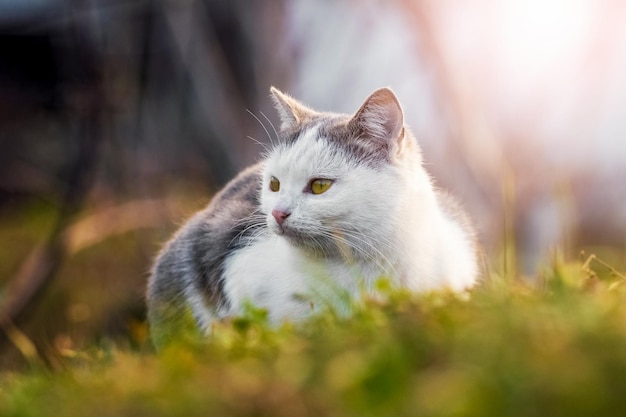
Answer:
[{"xmin": 221, "ymin": 235, "xmax": 380, "ymax": 324}]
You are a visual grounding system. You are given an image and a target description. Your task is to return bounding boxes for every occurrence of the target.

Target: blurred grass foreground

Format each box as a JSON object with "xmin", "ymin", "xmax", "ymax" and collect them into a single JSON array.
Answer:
[{"xmin": 2, "ymin": 256, "xmax": 626, "ymax": 416}]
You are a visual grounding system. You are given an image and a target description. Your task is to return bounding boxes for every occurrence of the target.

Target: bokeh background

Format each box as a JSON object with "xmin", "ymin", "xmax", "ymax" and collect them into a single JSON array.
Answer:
[{"xmin": 1, "ymin": 0, "xmax": 625, "ymax": 368}]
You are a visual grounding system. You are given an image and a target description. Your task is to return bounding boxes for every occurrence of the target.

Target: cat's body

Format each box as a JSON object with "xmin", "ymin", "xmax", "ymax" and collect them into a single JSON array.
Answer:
[{"xmin": 147, "ymin": 87, "xmax": 478, "ymax": 342}]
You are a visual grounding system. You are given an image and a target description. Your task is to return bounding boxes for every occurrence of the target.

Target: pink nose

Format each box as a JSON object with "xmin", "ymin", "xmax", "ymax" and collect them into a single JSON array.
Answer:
[{"xmin": 272, "ymin": 209, "xmax": 291, "ymax": 225}]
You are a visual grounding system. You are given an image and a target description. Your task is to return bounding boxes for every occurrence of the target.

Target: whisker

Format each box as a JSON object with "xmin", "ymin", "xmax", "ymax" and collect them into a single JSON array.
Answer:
[
  {"xmin": 339, "ymin": 231, "xmax": 400, "ymax": 271},
  {"xmin": 316, "ymin": 228, "xmax": 376, "ymax": 264},
  {"xmin": 318, "ymin": 225, "xmax": 398, "ymax": 277},
  {"xmin": 242, "ymin": 227, "xmax": 269, "ymax": 248},
  {"xmin": 228, "ymin": 209, "xmax": 264, "ymax": 224},
  {"xmin": 229, "ymin": 218, "xmax": 264, "ymax": 231},
  {"xmin": 341, "ymin": 229, "xmax": 400, "ymax": 256},
  {"xmin": 246, "ymin": 109, "xmax": 273, "ymax": 147},
  {"xmin": 229, "ymin": 221, "xmax": 267, "ymax": 247},
  {"xmin": 323, "ymin": 233, "xmax": 389, "ymax": 277},
  {"xmin": 246, "ymin": 136, "xmax": 269, "ymax": 152},
  {"xmin": 260, "ymin": 110, "xmax": 279, "ymax": 145}
]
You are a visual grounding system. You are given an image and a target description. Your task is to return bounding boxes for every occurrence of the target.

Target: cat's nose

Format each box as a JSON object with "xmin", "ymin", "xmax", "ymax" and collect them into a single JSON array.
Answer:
[{"xmin": 271, "ymin": 209, "xmax": 291, "ymax": 225}]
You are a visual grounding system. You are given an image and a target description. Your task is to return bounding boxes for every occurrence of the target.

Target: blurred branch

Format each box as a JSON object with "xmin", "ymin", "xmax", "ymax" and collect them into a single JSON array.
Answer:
[
  {"xmin": 0, "ymin": 313, "xmax": 44, "ymax": 368},
  {"xmin": 64, "ymin": 198, "xmax": 184, "ymax": 255},
  {"xmin": 0, "ymin": 196, "xmax": 180, "ymax": 351}
]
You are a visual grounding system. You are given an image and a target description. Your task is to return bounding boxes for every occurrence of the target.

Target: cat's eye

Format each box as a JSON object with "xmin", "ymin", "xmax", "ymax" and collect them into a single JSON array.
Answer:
[
  {"xmin": 269, "ymin": 176, "xmax": 280, "ymax": 192},
  {"xmin": 310, "ymin": 179, "xmax": 333, "ymax": 195}
]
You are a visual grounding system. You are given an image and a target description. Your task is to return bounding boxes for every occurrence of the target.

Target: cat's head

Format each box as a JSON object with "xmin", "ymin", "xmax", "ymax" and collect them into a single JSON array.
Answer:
[{"xmin": 260, "ymin": 87, "xmax": 423, "ymax": 259}]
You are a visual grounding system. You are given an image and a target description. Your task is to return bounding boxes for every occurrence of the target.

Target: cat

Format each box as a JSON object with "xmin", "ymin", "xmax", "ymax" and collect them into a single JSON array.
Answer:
[{"xmin": 147, "ymin": 86, "xmax": 479, "ymax": 344}]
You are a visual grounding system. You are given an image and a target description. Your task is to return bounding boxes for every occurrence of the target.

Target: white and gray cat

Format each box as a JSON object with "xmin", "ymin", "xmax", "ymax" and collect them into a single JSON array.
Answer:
[{"xmin": 147, "ymin": 87, "xmax": 478, "ymax": 343}]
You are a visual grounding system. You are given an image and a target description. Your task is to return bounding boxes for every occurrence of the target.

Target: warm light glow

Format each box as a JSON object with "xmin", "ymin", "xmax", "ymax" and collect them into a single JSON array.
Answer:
[{"xmin": 496, "ymin": 0, "xmax": 593, "ymax": 88}]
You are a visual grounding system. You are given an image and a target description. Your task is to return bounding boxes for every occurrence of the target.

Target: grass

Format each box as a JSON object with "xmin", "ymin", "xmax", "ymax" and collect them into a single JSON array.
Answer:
[{"xmin": 1, "ymin": 253, "xmax": 626, "ymax": 416}]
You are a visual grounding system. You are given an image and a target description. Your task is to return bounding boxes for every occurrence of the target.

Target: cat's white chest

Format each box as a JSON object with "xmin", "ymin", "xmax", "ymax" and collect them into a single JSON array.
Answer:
[{"xmin": 220, "ymin": 235, "xmax": 374, "ymax": 323}]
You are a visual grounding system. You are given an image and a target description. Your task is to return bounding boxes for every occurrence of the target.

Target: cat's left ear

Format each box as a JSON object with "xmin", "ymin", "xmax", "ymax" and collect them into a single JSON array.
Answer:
[
  {"xmin": 348, "ymin": 88, "xmax": 405, "ymax": 156},
  {"xmin": 270, "ymin": 86, "xmax": 317, "ymax": 131}
]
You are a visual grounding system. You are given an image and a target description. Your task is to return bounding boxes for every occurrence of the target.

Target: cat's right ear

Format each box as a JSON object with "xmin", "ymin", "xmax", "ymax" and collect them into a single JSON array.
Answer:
[
  {"xmin": 270, "ymin": 87, "xmax": 315, "ymax": 131},
  {"xmin": 347, "ymin": 88, "xmax": 407, "ymax": 160},
  {"xmin": 349, "ymin": 88, "xmax": 404, "ymax": 145}
]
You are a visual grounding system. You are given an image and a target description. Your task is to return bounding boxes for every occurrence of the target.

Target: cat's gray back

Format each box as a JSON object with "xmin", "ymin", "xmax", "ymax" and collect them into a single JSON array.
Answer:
[{"xmin": 147, "ymin": 163, "xmax": 264, "ymax": 335}]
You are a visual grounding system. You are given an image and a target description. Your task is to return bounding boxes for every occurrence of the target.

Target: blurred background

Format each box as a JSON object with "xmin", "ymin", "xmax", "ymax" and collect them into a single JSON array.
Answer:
[{"xmin": 0, "ymin": 0, "xmax": 624, "ymax": 367}]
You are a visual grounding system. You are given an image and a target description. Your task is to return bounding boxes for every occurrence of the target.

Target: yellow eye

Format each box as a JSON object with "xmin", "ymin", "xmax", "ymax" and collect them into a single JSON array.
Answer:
[
  {"xmin": 269, "ymin": 176, "xmax": 280, "ymax": 192},
  {"xmin": 310, "ymin": 179, "xmax": 333, "ymax": 195}
]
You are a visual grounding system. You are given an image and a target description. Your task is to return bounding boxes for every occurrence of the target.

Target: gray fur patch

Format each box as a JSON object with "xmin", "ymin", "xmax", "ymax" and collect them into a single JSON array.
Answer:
[
  {"xmin": 275, "ymin": 111, "xmax": 396, "ymax": 168},
  {"xmin": 147, "ymin": 164, "xmax": 266, "ymax": 327}
]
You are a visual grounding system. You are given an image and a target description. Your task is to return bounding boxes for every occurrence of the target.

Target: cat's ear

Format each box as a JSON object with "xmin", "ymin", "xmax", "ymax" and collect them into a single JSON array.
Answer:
[
  {"xmin": 270, "ymin": 86, "xmax": 316, "ymax": 131},
  {"xmin": 348, "ymin": 88, "xmax": 405, "ymax": 154}
]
